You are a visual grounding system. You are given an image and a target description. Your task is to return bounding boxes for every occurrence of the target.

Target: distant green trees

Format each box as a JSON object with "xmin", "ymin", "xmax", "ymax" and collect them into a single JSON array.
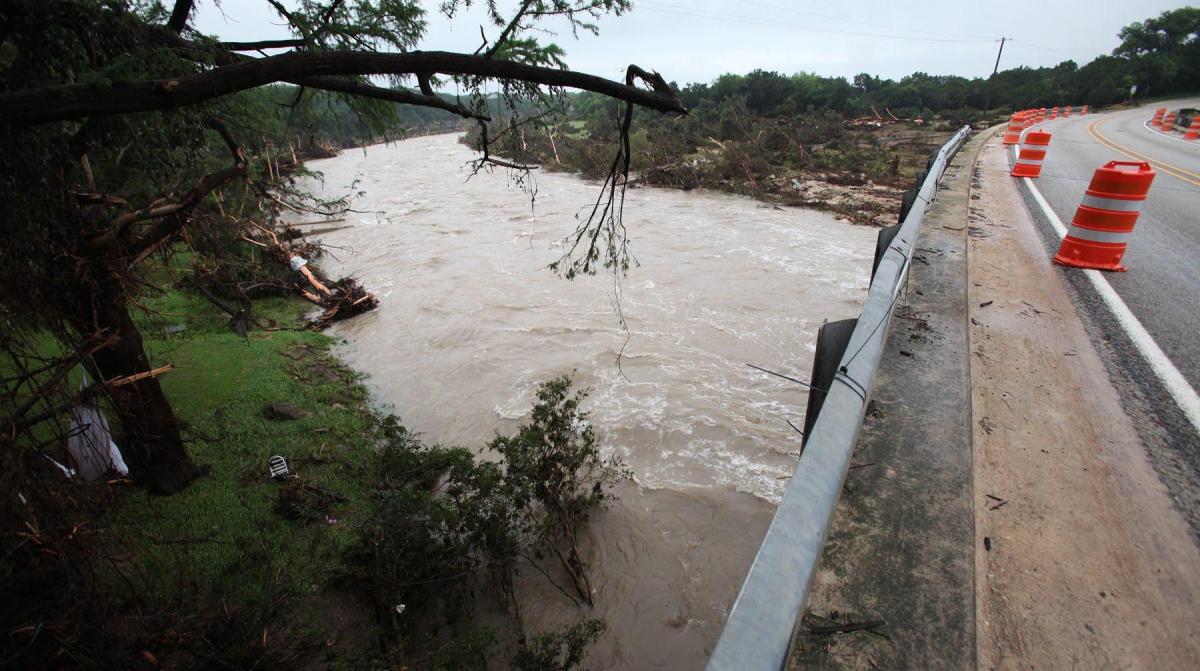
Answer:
[
  {"xmin": 1116, "ymin": 7, "xmax": 1200, "ymax": 97},
  {"xmin": 659, "ymin": 8, "xmax": 1198, "ymax": 118}
]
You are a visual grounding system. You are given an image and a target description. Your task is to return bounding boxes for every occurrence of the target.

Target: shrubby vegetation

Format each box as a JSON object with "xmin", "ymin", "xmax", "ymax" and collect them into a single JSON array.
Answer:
[
  {"xmin": 477, "ymin": 8, "xmax": 1197, "ymax": 224},
  {"xmin": 367, "ymin": 375, "xmax": 625, "ymax": 666},
  {"xmin": 3, "ymin": 301, "xmax": 624, "ymax": 668}
]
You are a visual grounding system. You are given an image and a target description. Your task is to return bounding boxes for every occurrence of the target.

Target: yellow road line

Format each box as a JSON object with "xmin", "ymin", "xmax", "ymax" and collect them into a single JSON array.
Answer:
[
  {"xmin": 1089, "ymin": 118, "xmax": 1200, "ymax": 179},
  {"xmin": 1087, "ymin": 119, "xmax": 1200, "ymax": 187}
]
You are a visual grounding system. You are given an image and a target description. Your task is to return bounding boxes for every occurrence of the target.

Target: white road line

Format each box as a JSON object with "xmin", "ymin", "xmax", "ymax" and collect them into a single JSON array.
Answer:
[
  {"xmin": 1141, "ymin": 120, "xmax": 1198, "ymax": 146},
  {"xmin": 1012, "ymin": 144, "xmax": 1200, "ymax": 432}
]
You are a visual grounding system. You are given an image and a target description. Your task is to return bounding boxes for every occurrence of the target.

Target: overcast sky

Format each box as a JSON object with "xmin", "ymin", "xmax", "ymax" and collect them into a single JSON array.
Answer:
[{"xmin": 194, "ymin": 0, "xmax": 1193, "ymax": 85}]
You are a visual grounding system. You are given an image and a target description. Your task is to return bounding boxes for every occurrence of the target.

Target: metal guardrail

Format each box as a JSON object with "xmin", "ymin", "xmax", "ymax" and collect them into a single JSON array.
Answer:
[{"xmin": 707, "ymin": 124, "xmax": 973, "ymax": 671}]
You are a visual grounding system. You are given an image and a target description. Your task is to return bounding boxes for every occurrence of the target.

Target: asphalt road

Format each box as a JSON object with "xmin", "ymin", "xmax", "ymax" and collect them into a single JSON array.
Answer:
[
  {"xmin": 1012, "ymin": 99, "xmax": 1200, "ymax": 534},
  {"xmin": 1032, "ymin": 100, "xmax": 1200, "ymax": 386}
]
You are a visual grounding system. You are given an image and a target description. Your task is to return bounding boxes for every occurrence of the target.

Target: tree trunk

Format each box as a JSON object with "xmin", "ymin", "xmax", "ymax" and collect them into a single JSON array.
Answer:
[{"xmin": 85, "ymin": 277, "xmax": 200, "ymax": 495}]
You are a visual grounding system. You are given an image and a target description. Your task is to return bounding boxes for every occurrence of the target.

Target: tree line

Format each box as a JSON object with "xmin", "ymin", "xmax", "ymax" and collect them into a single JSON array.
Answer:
[{"xmin": 647, "ymin": 7, "xmax": 1199, "ymax": 120}]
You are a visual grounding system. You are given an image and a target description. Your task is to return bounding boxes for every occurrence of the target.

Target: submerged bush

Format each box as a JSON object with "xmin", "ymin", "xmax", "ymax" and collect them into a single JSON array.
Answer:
[
  {"xmin": 366, "ymin": 375, "xmax": 626, "ymax": 666},
  {"xmin": 490, "ymin": 375, "xmax": 629, "ymax": 608},
  {"xmin": 512, "ymin": 619, "xmax": 606, "ymax": 671}
]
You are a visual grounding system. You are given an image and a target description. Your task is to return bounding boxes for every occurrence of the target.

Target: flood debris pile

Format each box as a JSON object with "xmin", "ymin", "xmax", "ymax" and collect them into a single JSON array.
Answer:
[
  {"xmin": 467, "ymin": 96, "xmax": 958, "ymax": 227},
  {"xmin": 245, "ymin": 222, "xmax": 379, "ymax": 329}
]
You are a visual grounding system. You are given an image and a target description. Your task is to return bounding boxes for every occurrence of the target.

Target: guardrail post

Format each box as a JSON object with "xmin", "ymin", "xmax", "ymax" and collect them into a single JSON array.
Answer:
[
  {"xmin": 706, "ymin": 125, "xmax": 972, "ymax": 671},
  {"xmin": 801, "ymin": 319, "xmax": 858, "ymax": 448}
]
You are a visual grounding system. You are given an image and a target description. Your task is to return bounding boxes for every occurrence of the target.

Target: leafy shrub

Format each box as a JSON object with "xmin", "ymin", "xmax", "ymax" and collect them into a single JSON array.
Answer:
[{"xmin": 512, "ymin": 619, "xmax": 606, "ymax": 671}]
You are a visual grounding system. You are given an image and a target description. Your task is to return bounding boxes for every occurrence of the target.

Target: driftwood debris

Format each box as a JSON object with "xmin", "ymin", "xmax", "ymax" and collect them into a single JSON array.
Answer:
[
  {"xmin": 806, "ymin": 620, "xmax": 887, "ymax": 636},
  {"xmin": 845, "ymin": 107, "xmax": 910, "ymax": 127},
  {"xmin": 288, "ymin": 217, "xmax": 347, "ymax": 226},
  {"xmin": 801, "ymin": 611, "xmax": 888, "ymax": 638},
  {"xmin": 245, "ymin": 224, "xmax": 379, "ymax": 329}
]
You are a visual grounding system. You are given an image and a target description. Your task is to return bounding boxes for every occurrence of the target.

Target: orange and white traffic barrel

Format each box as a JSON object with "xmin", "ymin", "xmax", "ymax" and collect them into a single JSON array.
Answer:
[
  {"xmin": 1002, "ymin": 113, "xmax": 1024, "ymax": 145},
  {"xmin": 1053, "ymin": 161, "xmax": 1156, "ymax": 272},
  {"xmin": 1011, "ymin": 130, "xmax": 1051, "ymax": 178},
  {"xmin": 1064, "ymin": 105, "xmax": 1072, "ymax": 117},
  {"xmin": 1161, "ymin": 112, "xmax": 1176, "ymax": 132},
  {"xmin": 1185, "ymin": 117, "xmax": 1200, "ymax": 141},
  {"xmin": 1050, "ymin": 106, "xmax": 1059, "ymax": 120},
  {"xmin": 1080, "ymin": 105, "xmax": 1089, "ymax": 115},
  {"xmin": 1152, "ymin": 108, "xmax": 1166, "ymax": 124}
]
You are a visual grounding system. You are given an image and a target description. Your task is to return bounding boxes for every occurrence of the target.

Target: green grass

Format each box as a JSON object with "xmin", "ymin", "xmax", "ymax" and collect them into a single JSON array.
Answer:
[
  {"xmin": 104, "ymin": 284, "xmax": 387, "ymax": 662},
  {"xmin": 1, "ymin": 245, "xmax": 389, "ymax": 662}
]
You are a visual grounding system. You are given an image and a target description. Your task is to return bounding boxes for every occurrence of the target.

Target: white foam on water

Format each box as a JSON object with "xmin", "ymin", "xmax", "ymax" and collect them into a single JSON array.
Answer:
[{"xmin": 301, "ymin": 133, "xmax": 875, "ymax": 503}]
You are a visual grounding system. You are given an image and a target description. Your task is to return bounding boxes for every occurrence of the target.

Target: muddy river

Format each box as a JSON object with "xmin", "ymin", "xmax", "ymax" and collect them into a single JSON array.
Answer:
[{"xmin": 302, "ymin": 133, "xmax": 874, "ymax": 668}]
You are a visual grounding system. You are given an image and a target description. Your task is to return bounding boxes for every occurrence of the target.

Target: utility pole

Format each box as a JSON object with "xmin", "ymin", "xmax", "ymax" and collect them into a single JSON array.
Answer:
[{"xmin": 985, "ymin": 37, "xmax": 1008, "ymax": 112}]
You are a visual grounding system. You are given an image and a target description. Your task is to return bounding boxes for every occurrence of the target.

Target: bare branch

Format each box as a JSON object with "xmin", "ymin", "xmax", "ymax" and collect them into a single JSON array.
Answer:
[
  {"xmin": 11, "ymin": 365, "xmax": 175, "ymax": 435},
  {"xmin": 118, "ymin": 119, "xmax": 248, "ymax": 262},
  {"xmin": 7, "ymin": 332, "xmax": 120, "ymax": 425},
  {"xmin": 554, "ymin": 64, "xmax": 665, "ymax": 278},
  {"xmin": 123, "ymin": 165, "xmax": 244, "ymax": 265},
  {"xmin": 473, "ymin": 119, "xmax": 539, "ymax": 171},
  {"xmin": 474, "ymin": 25, "xmax": 489, "ymax": 55}
]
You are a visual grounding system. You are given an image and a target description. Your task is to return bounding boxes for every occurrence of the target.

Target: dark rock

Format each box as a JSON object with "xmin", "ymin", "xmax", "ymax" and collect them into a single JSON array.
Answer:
[
  {"xmin": 308, "ymin": 364, "xmax": 341, "ymax": 383},
  {"xmin": 262, "ymin": 401, "xmax": 311, "ymax": 421}
]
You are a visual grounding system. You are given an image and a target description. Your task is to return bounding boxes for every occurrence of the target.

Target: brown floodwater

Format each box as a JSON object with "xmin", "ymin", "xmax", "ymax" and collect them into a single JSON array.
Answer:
[{"xmin": 301, "ymin": 133, "xmax": 874, "ymax": 669}]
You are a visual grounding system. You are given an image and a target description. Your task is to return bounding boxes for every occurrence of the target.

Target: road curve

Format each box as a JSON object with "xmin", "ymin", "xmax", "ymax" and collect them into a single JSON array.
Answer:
[
  {"xmin": 1032, "ymin": 100, "xmax": 1200, "ymax": 387},
  {"xmin": 1013, "ymin": 99, "xmax": 1200, "ymax": 533}
]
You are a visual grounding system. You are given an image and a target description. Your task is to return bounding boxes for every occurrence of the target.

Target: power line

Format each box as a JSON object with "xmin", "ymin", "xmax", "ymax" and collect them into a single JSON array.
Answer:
[{"xmin": 1006, "ymin": 38, "xmax": 1079, "ymax": 57}]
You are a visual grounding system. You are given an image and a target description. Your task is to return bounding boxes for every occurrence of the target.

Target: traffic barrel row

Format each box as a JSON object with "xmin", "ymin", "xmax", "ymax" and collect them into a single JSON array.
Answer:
[
  {"xmin": 1000, "ymin": 106, "xmax": 1159, "ymax": 273},
  {"xmin": 1007, "ymin": 103, "xmax": 1090, "ymax": 131},
  {"xmin": 1161, "ymin": 112, "xmax": 1177, "ymax": 132},
  {"xmin": 1053, "ymin": 161, "xmax": 1156, "ymax": 272}
]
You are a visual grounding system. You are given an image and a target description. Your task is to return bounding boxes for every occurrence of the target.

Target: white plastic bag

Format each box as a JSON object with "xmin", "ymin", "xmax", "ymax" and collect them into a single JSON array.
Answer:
[{"xmin": 66, "ymin": 370, "xmax": 130, "ymax": 480}]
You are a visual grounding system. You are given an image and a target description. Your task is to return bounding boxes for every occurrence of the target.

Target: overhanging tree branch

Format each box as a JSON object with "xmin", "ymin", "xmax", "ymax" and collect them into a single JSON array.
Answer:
[
  {"xmin": 221, "ymin": 39, "xmax": 308, "ymax": 51},
  {"xmin": 119, "ymin": 118, "xmax": 248, "ymax": 263},
  {"xmin": 166, "ymin": 0, "xmax": 194, "ymax": 33},
  {"xmin": 485, "ymin": 0, "xmax": 536, "ymax": 59},
  {"xmin": 123, "ymin": 165, "xmax": 245, "ymax": 266},
  {"xmin": 288, "ymin": 76, "xmax": 491, "ymax": 120},
  {"xmin": 0, "ymin": 51, "xmax": 687, "ymax": 125}
]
